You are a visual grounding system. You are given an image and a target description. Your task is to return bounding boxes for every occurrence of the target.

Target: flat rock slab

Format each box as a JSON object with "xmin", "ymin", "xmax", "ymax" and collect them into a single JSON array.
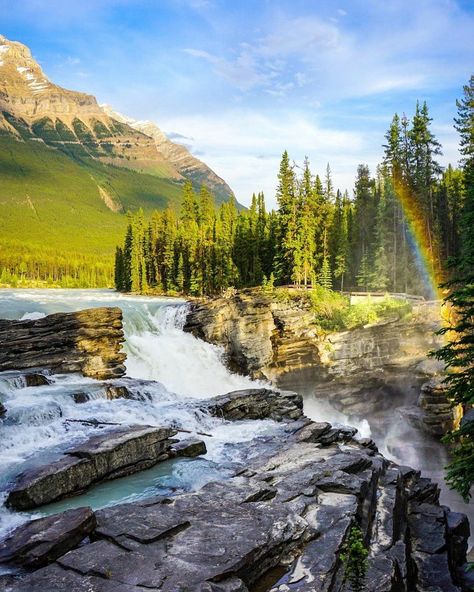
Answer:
[
  {"xmin": 206, "ymin": 388, "xmax": 303, "ymax": 421},
  {"xmin": 0, "ymin": 507, "xmax": 95, "ymax": 568},
  {"xmin": 6, "ymin": 425, "xmax": 177, "ymax": 510}
]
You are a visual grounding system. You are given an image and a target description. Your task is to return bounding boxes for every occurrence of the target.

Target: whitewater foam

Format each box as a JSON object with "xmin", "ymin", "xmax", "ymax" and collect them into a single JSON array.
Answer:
[{"xmin": 0, "ymin": 289, "xmax": 277, "ymax": 544}]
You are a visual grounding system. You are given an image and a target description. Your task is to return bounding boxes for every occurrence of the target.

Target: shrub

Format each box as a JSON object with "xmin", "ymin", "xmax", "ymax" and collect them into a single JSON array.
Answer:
[
  {"xmin": 340, "ymin": 525, "xmax": 368, "ymax": 592},
  {"xmin": 308, "ymin": 288, "xmax": 412, "ymax": 331}
]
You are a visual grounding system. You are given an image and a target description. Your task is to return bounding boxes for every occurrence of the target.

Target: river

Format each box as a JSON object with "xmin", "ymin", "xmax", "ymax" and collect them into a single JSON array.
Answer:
[{"xmin": 0, "ymin": 288, "xmax": 472, "ymax": 556}]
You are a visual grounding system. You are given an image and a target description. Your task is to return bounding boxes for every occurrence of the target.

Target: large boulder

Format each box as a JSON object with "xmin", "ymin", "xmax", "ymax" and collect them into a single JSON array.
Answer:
[
  {"xmin": 205, "ymin": 388, "xmax": 303, "ymax": 421},
  {"xmin": 0, "ymin": 307, "xmax": 126, "ymax": 380}
]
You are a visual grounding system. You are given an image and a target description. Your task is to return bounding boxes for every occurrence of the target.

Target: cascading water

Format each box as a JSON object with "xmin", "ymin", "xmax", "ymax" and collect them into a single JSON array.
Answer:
[
  {"xmin": 0, "ymin": 289, "xmax": 278, "ymax": 556},
  {"xmin": 1, "ymin": 289, "xmax": 472, "ymax": 557}
]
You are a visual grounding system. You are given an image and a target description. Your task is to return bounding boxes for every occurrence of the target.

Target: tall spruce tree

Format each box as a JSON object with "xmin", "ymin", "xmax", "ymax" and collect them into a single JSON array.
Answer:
[
  {"xmin": 434, "ymin": 75, "xmax": 474, "ymax": 501},
  {"xmin": 274, "ymin": 151, "xmax": 298, "ymax": 284}
]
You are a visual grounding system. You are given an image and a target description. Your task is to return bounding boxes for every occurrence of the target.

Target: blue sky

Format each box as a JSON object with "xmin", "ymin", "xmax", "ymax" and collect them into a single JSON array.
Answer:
[{"xmin": 1, "ymin": 0, "xmax": 473, "ymax": 207}]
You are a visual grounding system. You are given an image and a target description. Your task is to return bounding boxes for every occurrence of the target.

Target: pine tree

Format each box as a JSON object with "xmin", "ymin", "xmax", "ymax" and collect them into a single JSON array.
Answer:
[
  {"xmin": 356, "ymin": 251, "xmax": 372, "ymax": 291},
  {"xmin": 371, "ymin": 175, "xmax": 390, "ymax": 290},
  {"xmin": 352, "ymin": 165, "xmax": 377, "ymax": 284},
  {"xmin": 319, "ymin": 256, "xmax": 332, "ymax": 289},
  {"xmin": 122, "ymin": 221, "xmax": 133, "ymax": 292},
  {"xmin": 333, "ymin": 192, "xmax": 351, "ymax": 292},
  {"xmin": 433, "ymin": 75, "xmax": 474, "ymax": 501},
  {"xmin": 114, "ymin": 247, "xmax": 125, "ymax": 291},
  {"xmin": 409, "ymin": 101, "xmax": 443, "ymax": 274},
  {"xmin": 294, "ymin": 157, "xmax": 317, "ymax": 286},
  {"xmin": 274, "ymin": 151, "xmax": 297, "ymax": 284}
]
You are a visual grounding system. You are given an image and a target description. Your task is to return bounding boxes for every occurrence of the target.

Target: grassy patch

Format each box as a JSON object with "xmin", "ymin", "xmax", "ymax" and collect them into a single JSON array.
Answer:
[
  {"xmin": 308, "ymin": 287, "xmax": 412, "ymax": 330},
  {"xmin": 266, "ymin": 286, "xmax": 413, "ymax": 332},
  {"xmin": 0, "ymin": 135, "xmax": 184, "ymax": 286}
]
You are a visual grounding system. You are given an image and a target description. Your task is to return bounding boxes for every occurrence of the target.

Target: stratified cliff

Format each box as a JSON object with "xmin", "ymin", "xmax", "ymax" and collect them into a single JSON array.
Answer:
[
  {"xmin": 0, "ymin": 307, "xmax": 126, "ymax": 380},
  {"xmin": 184, "ymin": 290, "xmax": 442, "ymax": 380},
  {"xmin": 184, "ymin": 290, "xmax": 455, "ymax": 436}
]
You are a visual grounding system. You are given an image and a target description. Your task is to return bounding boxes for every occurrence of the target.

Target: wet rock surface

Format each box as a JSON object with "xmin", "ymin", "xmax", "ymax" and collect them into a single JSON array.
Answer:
[
  {"xmin": 0, "ymin": 307, "xmax": 126, "ymax": 380},
  {"xmin": 417, "ymin": 378, "xmax": 457, "ymax": 436},
  {"xmin": 1, "ymin": 388, "xmax": 469, "ymax": 592},
  {"xmin": 6, "ymin": 425, "xmax": 178, "ymax": 510},
  {"xmin": 205, "ymin": 388, "xmax": 303, "ymax": 421},
  {"xmin": 0, "ymin": 507, "xmax": 96, "ymax": 568}
]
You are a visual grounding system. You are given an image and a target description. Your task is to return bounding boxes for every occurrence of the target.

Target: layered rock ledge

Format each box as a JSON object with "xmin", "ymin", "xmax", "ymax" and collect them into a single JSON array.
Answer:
[
  {"xmin": 184, "ymin": 290, "xmax": 442, "ymax": 381},
  {"xmin": 0, "ymin": 307, "xmax": 126, "ymax": 380},
  {"xmin": 184, "ymin": 290, "xmax": 456, "ymax": 435},
  {"xmin": 6, "ymin": 426, "xmax": 184, "ymax": 510}
]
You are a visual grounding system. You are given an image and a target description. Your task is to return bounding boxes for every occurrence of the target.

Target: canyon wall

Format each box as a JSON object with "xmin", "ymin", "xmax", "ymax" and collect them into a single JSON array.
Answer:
[{"xmin": 184, "ymin": 290, "xmax": 453, "ymax": 435}]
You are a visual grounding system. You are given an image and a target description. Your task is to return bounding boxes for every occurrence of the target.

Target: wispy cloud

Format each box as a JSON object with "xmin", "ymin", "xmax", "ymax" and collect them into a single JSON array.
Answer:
[{"xmin": 1, "ymin": 0, "xmax": 472, "ymax": 203}]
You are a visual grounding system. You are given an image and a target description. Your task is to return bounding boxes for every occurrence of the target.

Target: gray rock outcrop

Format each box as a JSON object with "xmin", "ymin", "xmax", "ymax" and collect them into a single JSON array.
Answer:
[
  {"xmin": 184, "ymin": 290, "xmax": 442, "ymax": 381},
  {"xmin": 6, "ymin": 425, "xmax": 179, "ymax": 509},
  {"xmin": 418, "ymin": 379, "xmax": 456, "ymax": 436},
  {"xmin": 1, "ymin": 408, "xmax": 469, "ymax": 591},
  {"xmin": 0, "ymin": 307, "xmax": 126, "ymax": 380},
  {"xmin": 0, "ymin": 507, "xmax": 96, "ymax": 568},
  {"xmin": 205, "ymin": 388, "xmax": 303, "ymax": 421}
]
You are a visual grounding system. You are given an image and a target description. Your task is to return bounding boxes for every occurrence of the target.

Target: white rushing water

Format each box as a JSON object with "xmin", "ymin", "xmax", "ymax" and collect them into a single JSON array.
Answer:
[{"xmin": 0, "ymin": 289, "xmax": 277, "ymax": 548}]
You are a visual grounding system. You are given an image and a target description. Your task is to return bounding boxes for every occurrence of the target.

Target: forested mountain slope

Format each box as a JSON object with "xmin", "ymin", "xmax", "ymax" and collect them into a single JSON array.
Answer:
[{"xmin": 0, "ymin": 34, "xmax": 234, "ymax": 287}]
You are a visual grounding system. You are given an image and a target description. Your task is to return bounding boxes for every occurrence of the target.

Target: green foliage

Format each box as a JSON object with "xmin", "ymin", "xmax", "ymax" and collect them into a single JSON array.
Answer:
[
  {"xmin": 307, "ymin": 287, "xmax": 411, "ymax": 331},
  {"xmin": 261, "ymin": 272, "xmax": 275, "ymax": 295},
  {"xmin": 432, "ymin": 74, "xmax": 474, "ymax": 501},
  {"xmin": 309, "ymin": 287, "xmax": 349, "ymax": 330},
  {"xmin": 0, "ymin": 134, "xmax": 184, "ymax": 287},
  {"xmin": 340, "ymin": 525, "xmax": 369, "ymax": 592}
]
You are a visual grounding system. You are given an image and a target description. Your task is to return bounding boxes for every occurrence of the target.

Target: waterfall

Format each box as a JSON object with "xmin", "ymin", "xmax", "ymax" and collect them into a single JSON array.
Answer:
[{"xmin": 0, "ymin": 289, "xmax": 276, "ymax": 545}]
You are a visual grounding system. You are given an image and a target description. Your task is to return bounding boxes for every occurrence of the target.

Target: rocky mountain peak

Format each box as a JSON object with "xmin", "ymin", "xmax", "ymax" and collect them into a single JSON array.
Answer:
[
  {"xmin": 0, "ymin": 35, "xmax": 51, "ymax": 94},
  {"xmin": 0, "ymin": 34, "xmax": 101, "ymax": 122},
  {"xmin": 101, "ymin": 103, "xmax": 234, "ymax": 202},
  {"xmin": 0, "ymin": 34, "xmax": 234, "ymax": 203}
]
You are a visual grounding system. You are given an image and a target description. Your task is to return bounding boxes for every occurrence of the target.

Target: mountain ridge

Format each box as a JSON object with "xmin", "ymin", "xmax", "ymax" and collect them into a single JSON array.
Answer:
[
  {"xmin": 0, "ymin": 33, "xmax": 236, "ymax": 287},
  {"xmin": 100, "ymin": 104, "xmax": 234, "ymax": 202},
  {"xmin": 0, "ymin": 33, "xmax": 234, "ymax": 197}
]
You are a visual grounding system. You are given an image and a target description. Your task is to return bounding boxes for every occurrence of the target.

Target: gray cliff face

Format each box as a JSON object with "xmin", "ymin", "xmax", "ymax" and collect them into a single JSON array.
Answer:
[
  {"xmin": 184, "ymin": 291, "xmax": 455, "ymax": 435},
  {"xmin": 184, "ymin": 291, "xmax": 442, "ymax": 380},
  {"xmin": 0, "ymin": 307, "xmax": 126, "ymax": 380}
]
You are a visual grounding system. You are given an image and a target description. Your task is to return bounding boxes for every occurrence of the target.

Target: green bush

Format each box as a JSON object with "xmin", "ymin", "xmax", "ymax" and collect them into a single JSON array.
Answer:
[
  {"xmin": 309, "ymin": 286, "xmax": 349, "ymax": 330},
  {"xmin": 340, "ymin": 525, "xmax": 368, "ymax": 592},
  {"xmin": 307, "ymin": 288, "xmax": 412, "ymax": 331}
]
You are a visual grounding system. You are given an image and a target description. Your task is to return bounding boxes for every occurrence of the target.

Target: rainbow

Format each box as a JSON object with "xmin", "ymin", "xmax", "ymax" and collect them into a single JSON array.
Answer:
[{"xmin": 392, "ymin": 176, "xmax": 444, "ymax": 301}]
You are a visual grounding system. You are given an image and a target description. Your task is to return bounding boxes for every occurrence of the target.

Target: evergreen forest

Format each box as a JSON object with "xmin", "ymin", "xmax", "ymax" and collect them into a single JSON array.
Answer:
[{"xmin": 115, "ymin": 101, "xmax": 464, "ymax": 298}]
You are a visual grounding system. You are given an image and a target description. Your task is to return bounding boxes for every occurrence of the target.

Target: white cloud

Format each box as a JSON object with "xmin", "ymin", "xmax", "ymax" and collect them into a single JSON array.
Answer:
[
  {"xmin": 159, "ymin": 109, "xmax": 372, "ymax": 206},
  {"xmin": 183, "ymin": 4, "xmax": 474, "ymax": 102},
  {"xmin": 183, "ymin": 47, "xmax": 272, "ymax": 90}
]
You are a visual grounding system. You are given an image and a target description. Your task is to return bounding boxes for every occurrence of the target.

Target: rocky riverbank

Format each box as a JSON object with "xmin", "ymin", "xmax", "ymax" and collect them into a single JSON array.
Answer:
[
  {"xmin": 0, "ymin": 301, "xmax": 470, "ymax": 591},
  {"xmin": 1, "ymin": 387, "xmax": 472, "ymax": 591}
]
